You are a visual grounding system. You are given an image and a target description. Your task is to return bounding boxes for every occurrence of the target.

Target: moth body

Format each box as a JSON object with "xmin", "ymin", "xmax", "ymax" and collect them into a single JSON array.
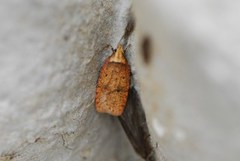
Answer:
[{"xmin": 95, "ymin": 45, "xmax": 130, "ymax": 116}]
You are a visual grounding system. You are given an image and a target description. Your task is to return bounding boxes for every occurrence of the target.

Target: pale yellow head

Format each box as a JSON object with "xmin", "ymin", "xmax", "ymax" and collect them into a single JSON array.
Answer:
[{"xmin": 109, "ymin": 45, "xmax": 127, "ymax": 64}]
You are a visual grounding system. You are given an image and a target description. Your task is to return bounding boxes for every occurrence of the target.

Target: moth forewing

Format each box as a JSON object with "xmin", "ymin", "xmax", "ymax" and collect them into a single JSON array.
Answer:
[{"xmin": 95, "ymin": 45, "xmax": 130, "ymax": 116}]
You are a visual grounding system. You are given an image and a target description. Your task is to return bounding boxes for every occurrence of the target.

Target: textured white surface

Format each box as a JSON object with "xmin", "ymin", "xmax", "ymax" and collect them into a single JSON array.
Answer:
[
  {"xmin": 0, "ymin": 0, "xmax": 142, "ymax": 161},
  {"xmin": 134, "ymin": 0, "xmax": 240, "ymax": 161}
]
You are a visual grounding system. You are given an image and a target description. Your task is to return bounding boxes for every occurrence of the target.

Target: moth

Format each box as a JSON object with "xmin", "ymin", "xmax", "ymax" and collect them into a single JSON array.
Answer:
[{"xmin": 95, "ymin": 44, "xmax": 130, "ymax": 116}]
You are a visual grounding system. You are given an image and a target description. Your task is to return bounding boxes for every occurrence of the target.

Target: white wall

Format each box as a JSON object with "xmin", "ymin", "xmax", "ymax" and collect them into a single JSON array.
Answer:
[{"xmin": 134, "ymin": 0, "xmax": 240, "ymax": 161}]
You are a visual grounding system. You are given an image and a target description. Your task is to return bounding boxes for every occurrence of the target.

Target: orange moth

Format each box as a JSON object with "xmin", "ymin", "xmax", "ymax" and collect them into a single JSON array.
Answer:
[{"xmin": 95, "ymin": 44, "xmax": 130, "ymax": 116}]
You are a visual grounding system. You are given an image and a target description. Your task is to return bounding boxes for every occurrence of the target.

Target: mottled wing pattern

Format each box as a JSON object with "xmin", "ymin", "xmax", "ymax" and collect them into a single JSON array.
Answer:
[{"xmin": 96, "ymin": 59, "xmax": 130, "ymax": 116}]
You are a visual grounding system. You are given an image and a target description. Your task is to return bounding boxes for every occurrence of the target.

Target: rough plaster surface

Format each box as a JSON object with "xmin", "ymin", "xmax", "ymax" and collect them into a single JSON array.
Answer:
[
  {"xmin": 134, "ymin": 0, "xmax": 240, "ymax": 161},
  {"xmin": 0, "ymin": 0, "xmax": 142, "ymax": 161}
]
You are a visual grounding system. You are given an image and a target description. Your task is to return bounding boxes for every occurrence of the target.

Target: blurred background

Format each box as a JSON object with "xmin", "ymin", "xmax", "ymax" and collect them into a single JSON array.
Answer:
[{"xmin": 134, "ymin": 1, "xmax": 240, "ymax": 161}]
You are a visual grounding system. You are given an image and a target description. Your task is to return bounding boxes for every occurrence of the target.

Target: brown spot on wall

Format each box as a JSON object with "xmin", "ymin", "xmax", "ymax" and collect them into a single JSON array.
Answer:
[{"xmin": 141, "ymin": 36, "xmax": 152, "ymax": 65}]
